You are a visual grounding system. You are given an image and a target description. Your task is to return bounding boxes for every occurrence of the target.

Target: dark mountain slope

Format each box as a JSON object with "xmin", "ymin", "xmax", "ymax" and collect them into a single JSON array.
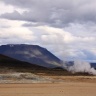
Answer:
[
  {"xmin": 0, "ymin": 54, "xmax": 47, "ymax": 70},
  {"xmin": 0, "ymin": 44, "xmax": 62, "ymax": 68},
  {"xmin": 0, "ymin": 54, "xmax": 71, "ymax": 76},
  {"xmin": 0, "ymin": 54, "xmax": 92, "ymax": 76}
]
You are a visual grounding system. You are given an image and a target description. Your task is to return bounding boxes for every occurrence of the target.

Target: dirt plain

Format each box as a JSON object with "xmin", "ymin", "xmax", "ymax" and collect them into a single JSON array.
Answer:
[
  {"xmin": 0, "ymin": 69, "xmax": 96, "ymax": 96},
  {"xmin": 0, "ymin": 77, "xmax": 96, "ymax": 96}
]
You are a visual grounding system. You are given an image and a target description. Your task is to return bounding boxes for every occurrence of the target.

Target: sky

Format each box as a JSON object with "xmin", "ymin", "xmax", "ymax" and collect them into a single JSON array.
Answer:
[{"xmin": 0, "ymin": 0, "xmax": 96, "ymax": 62}]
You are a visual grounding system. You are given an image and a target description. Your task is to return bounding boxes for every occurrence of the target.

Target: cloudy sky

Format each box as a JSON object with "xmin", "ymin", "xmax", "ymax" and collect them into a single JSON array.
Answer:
[{"xmin": 0, "ymin": 0, "xmax": 96, "ymax": 62}]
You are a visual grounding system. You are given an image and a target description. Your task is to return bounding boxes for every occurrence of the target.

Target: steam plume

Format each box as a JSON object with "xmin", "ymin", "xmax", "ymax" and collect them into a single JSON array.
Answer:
[{"xmin": 62, "ymin": 60, "xmax": 96, "ymax": 75}]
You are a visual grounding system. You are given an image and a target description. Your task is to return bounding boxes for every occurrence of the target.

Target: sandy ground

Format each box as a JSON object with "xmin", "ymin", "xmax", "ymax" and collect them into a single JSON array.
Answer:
[
  {"xmin": 0, "ymin": 73, "xmax": 96, "ymax": 96},
  {"xmin": 0, "ymin": 82, "xmax": 96, "ymax": 96}
]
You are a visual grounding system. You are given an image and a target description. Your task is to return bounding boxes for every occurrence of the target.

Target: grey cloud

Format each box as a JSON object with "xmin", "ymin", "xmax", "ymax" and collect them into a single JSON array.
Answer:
[
  {"xmin": 22, "ymin": 22, "xmax": 43, "ymax": 27},
  {"xmin": 1, "ymin": 0, "xmax": 96, "ymax": 27},
  {"xmin": 0, "ymin": 11, "xmax": 22, "ymax": 20},
  {"xmin": 0, "ymin": 0, "xmax": 33, "ymax": 8},
  {"xmin": 22, "ymin": 23, "xmax": 37, "ymax": 27}
]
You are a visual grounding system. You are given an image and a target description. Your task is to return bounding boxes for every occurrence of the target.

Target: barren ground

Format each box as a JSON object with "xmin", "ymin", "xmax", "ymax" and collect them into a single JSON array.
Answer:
[{"xmin": 0, "ymin": 82, "xmax": 96, "ymax": 96}]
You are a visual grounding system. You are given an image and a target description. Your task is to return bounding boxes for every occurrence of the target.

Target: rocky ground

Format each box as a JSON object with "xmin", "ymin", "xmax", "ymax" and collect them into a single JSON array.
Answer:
[
  {"xmin": 0, "ymin": 72, "xmax": 55, "ymax": 83},
  {"xmin": 0, "ymin": 72, "xmax": 96, "ymax": 83}
]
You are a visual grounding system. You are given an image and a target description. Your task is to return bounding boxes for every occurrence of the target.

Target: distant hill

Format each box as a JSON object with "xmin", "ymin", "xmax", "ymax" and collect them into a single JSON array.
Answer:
[
  {"xmin": 0, "ymin": 44, "xmax": 62, "ymax": 68},
  {"xmin": 64, "ymin": 61, "xmax": 96, "ymax": 69},
  {"xmin": 90, "ymin": 63, "xmax": 96, "ymax": 69}
]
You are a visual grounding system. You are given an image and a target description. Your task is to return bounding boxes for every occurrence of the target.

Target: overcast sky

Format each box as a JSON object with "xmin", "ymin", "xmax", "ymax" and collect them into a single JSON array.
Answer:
[{"xmin": 0, "ymin": 0, "xmax": 96, "ymax": 62}]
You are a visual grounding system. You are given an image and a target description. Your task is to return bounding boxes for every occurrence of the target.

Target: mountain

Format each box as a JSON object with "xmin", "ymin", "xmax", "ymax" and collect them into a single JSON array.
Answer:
[
  {"xmin": 0, "ymin": 44, "xmax": 62, "ymax": 68},
  {"xmin": 0, "ymin": 54, "xmax": 47, "ymax": 69},
  {"xmin": 0, "ymin": 54, "xmax": 77, "ymax": 77}
]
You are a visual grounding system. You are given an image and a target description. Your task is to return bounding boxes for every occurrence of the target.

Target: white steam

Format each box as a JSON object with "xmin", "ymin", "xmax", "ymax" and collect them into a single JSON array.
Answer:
[{"xmin": 63, "ymin": 60, "xmax": 96, "ymax": 75}]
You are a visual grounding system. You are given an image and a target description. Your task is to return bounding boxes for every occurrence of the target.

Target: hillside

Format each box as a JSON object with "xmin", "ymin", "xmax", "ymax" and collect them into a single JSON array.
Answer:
[
  {"xmin": 0, "ymin": 54, "xmax": 96, "ymax": 84},
  {"xmin": 0, "ymin": 44, "xmax": 62, "ymax": 68},
  {"xmin": 0, "ymin": 54, "xmax": 92, "ymax": 76}
]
